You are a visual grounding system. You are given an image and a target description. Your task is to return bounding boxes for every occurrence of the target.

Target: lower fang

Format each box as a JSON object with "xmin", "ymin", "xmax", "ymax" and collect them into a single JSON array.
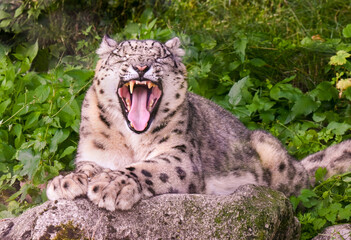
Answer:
[
  {"xmin": 149, "ymin": 99, "xmax": 154, "ymax": 107},
  {"xmin": 126, "ymin": 99, "xmax": 131, "ymax": 111}
]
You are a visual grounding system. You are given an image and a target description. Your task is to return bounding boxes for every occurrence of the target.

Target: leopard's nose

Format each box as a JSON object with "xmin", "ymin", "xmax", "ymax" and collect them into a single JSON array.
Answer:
[
  {"xmin": 136, "ymin": 65, "xmax": 148, "ymax": 71},
  {"xmin": 133, "ymin": 65, "xmax": 150, "ymax": 78}
]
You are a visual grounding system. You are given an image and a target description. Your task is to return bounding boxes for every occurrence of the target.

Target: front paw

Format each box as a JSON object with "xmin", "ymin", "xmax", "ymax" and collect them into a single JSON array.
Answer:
[
  {"xmin": 46, "ymin": 172, "xmax": 88, "ymax": 200},
  {"xmin": 87, "ymin": 171, "xmax": 141, "ymax": 211}
]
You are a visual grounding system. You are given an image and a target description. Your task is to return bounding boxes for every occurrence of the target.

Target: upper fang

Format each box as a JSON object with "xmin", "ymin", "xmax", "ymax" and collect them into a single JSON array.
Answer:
[{"xmin": 129, "ymin": 81, "xmax": 135, "ymax": 94}]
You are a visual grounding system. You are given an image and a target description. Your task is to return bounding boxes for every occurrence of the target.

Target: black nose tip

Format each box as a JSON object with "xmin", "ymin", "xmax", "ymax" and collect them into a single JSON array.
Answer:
[{"xmin": 133, "ymin": 65, "xmax": 150, "ymax": 78}]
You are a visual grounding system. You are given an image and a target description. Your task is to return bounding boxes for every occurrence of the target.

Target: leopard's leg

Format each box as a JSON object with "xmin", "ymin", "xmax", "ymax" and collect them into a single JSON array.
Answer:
[
  {"xmin": 46, "ymin": 161, "xmax": 104, "ymax": 200},
  {"xmin": 87, "ymin": 153, "xmax": 199, "ymax": 211}
]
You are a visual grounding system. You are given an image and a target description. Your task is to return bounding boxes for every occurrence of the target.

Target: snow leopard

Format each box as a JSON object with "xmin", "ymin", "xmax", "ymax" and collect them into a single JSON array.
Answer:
[{"xmin": 46, "ymin": 36, "xmax": 351, "ymax": 211}]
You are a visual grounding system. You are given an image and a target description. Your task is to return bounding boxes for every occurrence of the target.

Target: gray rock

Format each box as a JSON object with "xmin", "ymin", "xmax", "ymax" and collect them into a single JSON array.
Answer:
[
  {"xmin": 0, "ymin": 184, "xmax": 300, "ymax": 239},
  {"xmin": 313, "ymin": 224, "xmax": 351, "ymax": 240}
]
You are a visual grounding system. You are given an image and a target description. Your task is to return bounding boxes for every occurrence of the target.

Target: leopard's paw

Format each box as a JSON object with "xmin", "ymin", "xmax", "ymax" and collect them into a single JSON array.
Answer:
[
  {"xmin": 46, "ymin": 172, "xmax": 88, "ymax": 200},
  {"xmin": 87, "ymin": 171, "xmax": 141, "ymax": 211},
  {"xmin": 75, "ymin": 161, "xmax": 103, "ymax": 177}
]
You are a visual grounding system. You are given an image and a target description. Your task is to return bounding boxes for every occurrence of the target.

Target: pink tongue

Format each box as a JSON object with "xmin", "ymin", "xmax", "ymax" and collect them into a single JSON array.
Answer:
[{"xmin": 128, "ymin": 87, "xmax": 150, "ymax": 131}]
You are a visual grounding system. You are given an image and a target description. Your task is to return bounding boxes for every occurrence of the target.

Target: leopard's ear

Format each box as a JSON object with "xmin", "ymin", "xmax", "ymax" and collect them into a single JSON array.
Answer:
[
  {"xmin": 96, "ymin": 35, "xmax": 118, "ymax": 57},
  {"xmin": 165, "ymin": 37, "xmax": 185, "ymax": 57}
]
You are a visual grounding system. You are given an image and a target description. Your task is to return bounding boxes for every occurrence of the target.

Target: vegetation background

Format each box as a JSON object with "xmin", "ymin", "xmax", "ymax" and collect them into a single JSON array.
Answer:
[{"xmin": 0, "ymin": 0, "xmax": 351, "ymax": 239}]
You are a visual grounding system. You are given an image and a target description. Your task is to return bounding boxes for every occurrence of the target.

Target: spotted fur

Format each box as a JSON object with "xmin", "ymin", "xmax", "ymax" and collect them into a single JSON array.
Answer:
[{"xmin": 46, "ymin": 36, "xmax": 351, "ymax": 211}]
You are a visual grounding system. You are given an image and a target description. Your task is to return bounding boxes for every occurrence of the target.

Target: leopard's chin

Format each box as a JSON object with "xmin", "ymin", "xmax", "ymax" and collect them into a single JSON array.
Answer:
[{"xmin": 117, "ymin": 79, "xmax": 162, "ymax": 133}]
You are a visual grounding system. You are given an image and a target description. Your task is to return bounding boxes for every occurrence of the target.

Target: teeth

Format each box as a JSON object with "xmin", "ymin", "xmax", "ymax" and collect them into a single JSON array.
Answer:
[
  {"xmin": 129, "ymin": 81, "xmax": 135, "ymax": 94},
  {"xmin": 126, "ymin": 98, "xmax": 131, "ymax": 111},
  {"xmin": 149, "ymin": 99, "xmax": 154, "ymax": 107},
  {"xmin": 125, "ymin": 80, "xmax": 156, "ymax": 93},
  {"xmin": 131, "ymin": 122, "xmax": 134, "ymax": 128}
]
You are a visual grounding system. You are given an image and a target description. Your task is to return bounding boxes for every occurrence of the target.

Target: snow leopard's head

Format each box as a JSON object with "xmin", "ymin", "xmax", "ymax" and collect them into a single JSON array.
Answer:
[{"xmin": 94, "ymin": 36, "xmax": 187, "ymax": 134}]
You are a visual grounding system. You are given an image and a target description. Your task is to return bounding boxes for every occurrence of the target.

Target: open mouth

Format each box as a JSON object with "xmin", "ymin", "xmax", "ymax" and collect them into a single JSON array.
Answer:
[{"xmin": 117, "ymin": 79, "xmax": 162, "ymax": 133}]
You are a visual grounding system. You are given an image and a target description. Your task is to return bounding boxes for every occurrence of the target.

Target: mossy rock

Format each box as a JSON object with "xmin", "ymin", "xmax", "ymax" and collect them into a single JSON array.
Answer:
[{"xmin": 0, "ymin": 184, "xmax": 300, "ymax": 239}]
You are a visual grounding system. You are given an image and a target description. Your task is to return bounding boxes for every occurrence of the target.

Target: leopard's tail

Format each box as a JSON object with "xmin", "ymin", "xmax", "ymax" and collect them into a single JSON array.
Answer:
[{"xmin": 300, "ymin": 140, "xmax": 351, "ymax": 185}]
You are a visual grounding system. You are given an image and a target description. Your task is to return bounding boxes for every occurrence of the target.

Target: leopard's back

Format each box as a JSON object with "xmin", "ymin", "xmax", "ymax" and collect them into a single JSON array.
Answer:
[{"xmin": 185, "ymin": 93, "xmax": 310, "ymax": 196}]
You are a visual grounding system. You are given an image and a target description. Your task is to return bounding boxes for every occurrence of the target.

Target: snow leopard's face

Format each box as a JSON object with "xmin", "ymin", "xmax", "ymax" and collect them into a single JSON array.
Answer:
[{"xmin": 94, "ymin": 36, "xmax": 186, "ymax": 134}]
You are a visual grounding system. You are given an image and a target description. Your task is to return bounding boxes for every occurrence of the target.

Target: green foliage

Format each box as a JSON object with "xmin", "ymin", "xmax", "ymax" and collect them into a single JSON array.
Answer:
[
  {"xmin": 0, "ymin": 41, "xmax": 93, "ymax": 217},
  {"xmin": 0, "ymin": 0, "xmax": 154, "ymax": 71},
  {"xmin": 291, "ymin": 170, "xmax": 351, "ymax": 240},
  {"xmin": 224, "ymin": 75, "xmax": 351, "ymax": 159},
  {"xmin": 161, "ymin": 0, "xmax": 351, "ymax": 90},
  {"xmin": 116, "ymin": 8, "xmax": 173, "ymax": 42},
  {"xmin": 0, "ymin": 2, "xmax": 351, "ymax": 240}
]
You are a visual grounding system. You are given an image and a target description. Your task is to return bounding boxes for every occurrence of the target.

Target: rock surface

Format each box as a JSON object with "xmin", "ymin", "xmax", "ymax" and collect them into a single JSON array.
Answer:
[
  {"xmin": 0, "ymin": 184, "xmax": 300, "ymax": 239},
  {"xmin": 313, "ymin": 224, "xmax": 351, "ymax": 240}
]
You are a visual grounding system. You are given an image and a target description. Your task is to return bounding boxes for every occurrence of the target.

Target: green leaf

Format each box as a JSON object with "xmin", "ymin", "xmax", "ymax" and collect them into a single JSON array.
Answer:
[
  {"xmin": 0, "ymin": 10, "xmax": 11, "ymax": 20},
  {"xmin": 343, "ymin": 24, "xmax": 351, "ymax": 38},
  {"xmin": 65, "ymin": 69, "xmax": 94, "ymax": 82},
  {"xmin": 46, "ymin": 160, "xmax": 65, "ymax": 179},
  {"xmin": 34, "ymin": 140, "xmax": 46, "ymax": 152},
  {"xmin": 298, "ymin": 189, "xmax": 318, "ymax": 207},
  {"xmin": 17, "ymin": 149, "xmax": 41, "ymax": 179},
  {"xmin": 327, "ymin": 122, "xmax": 351, "ymax": 135},
  {"xmin": 229, "ymin": 61, "xmax": 241, "ymax": 71},
  {"xmin": 0, "ymin": 142, "xmax": 16, "ymax": 162},
  {"xmin": 329, "ymin": 50, "xmax": 351, "ymax": 66},
  {"xmin": 329, "ymin": 203, "xmax": 342, "ymax": 213},
  {"xmin": 228, "ymin": 76, "xmax": 252, "ymax": 106},
  {"xmin": 19, "ymin": 57, "xmax": 31, "ymax": 73},
  {"xmin": 0, "ymin": 19, "xmax": 11, "ymax": 28},
  {"xmin": 26, "ymin": 40, "xmax": 38, "ymax": 61},
  {"xmin": 124, "ymin": 23, "xmax": 139, "ymax": 36},
  {"xmin": 49, "ymin": 129, "xmax": 70, "ymax": 153},
  {"xmin": 231, "ymin": 106, "xmax": 252, "ymax": 120},
  {"xmin": 34, "ymin": 85, "xmax": 51, "ymax": 103},
  {"xmin": 270, "ymin": 82, "xmax": 302, "ymax": 101},
  {"xmin": 71, "ymin": 118, "xmax": 80, "ymax": 133},
  {"xmin": 290, "ymin": 195, "xmax": 300, "ymax": 211},
  {"xmin": 14, "ymin": 5, "xmax": 24, "ymax": 18},
  {"xmin": 312, "ymin": 112, "xmax": 326, "ymax": 122},
  {"xmin": 259, "ymin": 110, "xmax": 275, "ymax": 122},
  {"xmin": 325, "ymin": 203, "xmax": 342, "ymax": 223},
  {"xmin": 285, "ymin": 95, "xmax": 320, "ymax": 124},
  {"xmin": 344, "ymin": 87, "xmax": 351, "ymax": 101},
  {"xmin": 339, "ymin": 204, "xmax": 351, "ymax": 221},
  {"xmin": 24, "ymin": 112, "xmax": 40, "ymax": 130},
  {"xmin": 32, "ymin": 165, "xmax": 46, "ymax": 185},
  {"xmin": 0, "ymin": 210, "xmax": 15, "ymax": 219},
  {"xmin": 250, "ymin": 58, "xmax": 266, "ymax": 67},
  {"xmin": 201, "ymin": 38, "xmax": 217, "ymax": 50},
  {"xmin": 140, "ymin": 8, "xmax": 154, "ymax": 23},
  {"xmin": 317, "ymin": 205, "xmax": 330, "ymax": 217},
  {"xmin": 247, "ymin": 94, "xmax": 275, "ymax": 112},
  {"xmin": 146, "ymin": 18, "xmax": 157, "ymax": 31},
  {"xmin": 0, "ymin": 99, "xmax": 11, "ymax": 116},
  {"xmin": 312, "ymin": 218, "xmax": 326, "ymax": 230},
  {"xmin": 315, "ymin": 167, "xmax": 327, "ymax": 183},
  {"xmin": 60, "ymin": 146, "xmax": 76, "ymax": 159},
  {"xmin": 234, "ymin": 37, "xmax": 248, "ymax": 62},
  {"xmin": 13, "ymin": 124, "xmax": 24, "ymax": 148},
  {"xmin": 281, "ymin": 75, "xmax": 296, "ymax": 84},
  {"xmin": 310, "ymin": 82, "xmax": 338, "ymax": 101}
]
